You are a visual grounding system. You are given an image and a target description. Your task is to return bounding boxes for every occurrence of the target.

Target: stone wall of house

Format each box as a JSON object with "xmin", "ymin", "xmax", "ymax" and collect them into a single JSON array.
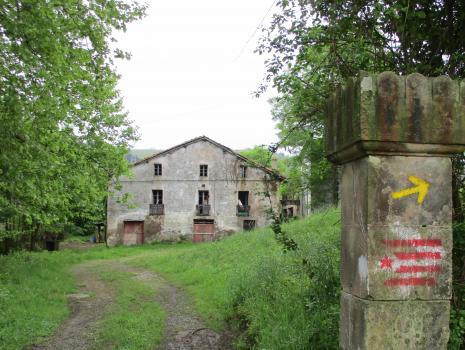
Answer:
[{"xmin": 107, "ymin": 139, "xmax": 280, "ymax": 245}]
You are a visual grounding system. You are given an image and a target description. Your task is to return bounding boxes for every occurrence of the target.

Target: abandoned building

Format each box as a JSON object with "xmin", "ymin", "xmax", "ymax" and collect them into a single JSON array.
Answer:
[{"xmin": 106, "ymin": 136, "xmax": 284, "ymax": 245}]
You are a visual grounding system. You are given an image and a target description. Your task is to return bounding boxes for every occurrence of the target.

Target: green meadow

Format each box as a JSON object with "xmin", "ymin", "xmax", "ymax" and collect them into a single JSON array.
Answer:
[{"xmin": 1, "ymin": 208, "xmax": 342, "ymax": 349}]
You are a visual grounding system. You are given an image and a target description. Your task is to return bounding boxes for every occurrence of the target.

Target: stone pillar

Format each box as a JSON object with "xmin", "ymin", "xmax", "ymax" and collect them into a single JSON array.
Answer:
[{"xmin": 325, "ymin": 72, "xmax": 465, "ymax": 349}]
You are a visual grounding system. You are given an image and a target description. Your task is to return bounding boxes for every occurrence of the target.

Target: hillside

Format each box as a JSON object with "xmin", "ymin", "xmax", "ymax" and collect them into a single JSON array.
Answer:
[{"xmin": 126, "ymin": 149, "xmax": 161, "ymax": 163}]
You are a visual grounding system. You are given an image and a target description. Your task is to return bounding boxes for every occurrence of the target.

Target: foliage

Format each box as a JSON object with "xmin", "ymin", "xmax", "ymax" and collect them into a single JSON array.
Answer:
[
  {"xmin": 0, "ymin": 0, "xmax": 146, "ymax": 249},
  {"xmin": 132, "ymin": 208, "xmax": 341, "ymax": 349},
  {"xmin": 270, "ymin": 213, "xmax": 298, "ymax": 252},
  {"xmin": 229, "ymin": 208, "xmax": 340, "ymax": 349},
  {"xmin": 258, "ymin": 0, "xmax": 465, "ymax": 210},
  {"xmin": 0, "ymin": 209, "xmax": 341, "ymax": 350},
  {"xmin": 240, "ymin": 145, "xmax": 274, "ymax": 168},
  {"xmin": 259, "ymin": 3, "xmax": 465, "ymax": 347},
  {"xmin": 240, "ymin": 145, "xmax": 305, "ymax": 200},
  {"xmin": 451, "ymin": 222, "xmax": 465, "ymax": 349}
]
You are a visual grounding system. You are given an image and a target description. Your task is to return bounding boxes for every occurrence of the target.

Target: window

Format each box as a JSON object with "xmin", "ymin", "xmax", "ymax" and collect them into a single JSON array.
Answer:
[
  {"xmin": 239, "ymin": 165, "xmax": 247, "ymax": 178},
  {"xmin": 154, "ymin": 163, "xmax": 162, "ymax": 176},
  {"xmin": 237, "ymin": 191, "xmax": 250, "ymax": 216},
  {"xmin": 197, "ymin": 191, "xmax": 210, "ymax": 216},
  {"xmin": 238, "ymin": 191, "xmax": 249, "ymax": 206},
  {"xmin": 150, "ymin": 190, "xmax": 164, "ymax": 215},
  {"xmin": 243, "ymin": 220, "xmax": 255, "ymax": 231},
  {"xmin": 152, "ymin": 190, "xmax": 163, "ymax": 204},
  {"xmin": 198, "ymin": 190, "xmax": 209, "ymax": 205},
  {"xmin": 200, "ymin": 164, "xmax": 208, "ymax": 177}
]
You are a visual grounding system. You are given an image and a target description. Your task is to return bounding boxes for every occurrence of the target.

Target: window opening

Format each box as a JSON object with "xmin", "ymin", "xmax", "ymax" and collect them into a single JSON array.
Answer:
[
  {"xmin": 197, "ymin": 190, "xmax": 210, "ymax": 216},
  {"xmin": 237, "ymin": 191, "xmax": 250, "ymax": 216},
  {"xmin": 152, "ymin": 190, "xmax": 163, "ymax": 204},
  {"xmin": 193, "ymin": 219, "xmax": 214, "ymax": 224},
  {"xmin": 239, "ymin": 165, "xmax": 247, "ymax": 178},
  {"xmin": 200, "ymin": 164, "xmax": 208, "ymax": 177},
  {"xmin": 238, "ymin": 191, "xmax": 249, "ymax": 206},
  {"xmin": 154, "ymin": 163, "xmax": 162, "ymax": 176},
  {"xmin": 243, "ymin": 220, "xmax": 255, "ymax": 231},
  {"xmin": 198, "ymin": 190, "xmax": 209, "ymax": 205}
]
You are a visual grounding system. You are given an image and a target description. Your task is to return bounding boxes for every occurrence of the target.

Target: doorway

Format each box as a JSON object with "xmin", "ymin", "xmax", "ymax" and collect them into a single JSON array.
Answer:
[{"xmin": 123, "ymin": 221, "xmax": 144, "ymax": 245}]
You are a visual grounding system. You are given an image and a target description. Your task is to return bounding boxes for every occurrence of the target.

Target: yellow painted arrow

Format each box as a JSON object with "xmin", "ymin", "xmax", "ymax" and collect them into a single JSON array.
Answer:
[{"xmin": 391, "ymin": 176, "xmax": 430, "ymax": 204}]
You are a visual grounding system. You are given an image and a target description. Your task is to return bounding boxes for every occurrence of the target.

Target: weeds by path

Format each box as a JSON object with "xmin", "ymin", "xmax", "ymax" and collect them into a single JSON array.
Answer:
[
  {"xmin": 0, "ymin": 245, "xmax": 155, "ymax": 350},
  {"xmin": 93, "ymin": 269, "xmax": 165, "ymax": 350},
  {"xmin": 1, "ymin": 208, "xmax": 342, "ymax": 350}
]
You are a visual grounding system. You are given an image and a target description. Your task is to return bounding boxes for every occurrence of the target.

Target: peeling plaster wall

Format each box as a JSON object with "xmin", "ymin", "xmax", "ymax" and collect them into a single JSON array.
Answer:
[{"xmin": 107, "ymin": 140, "xmax": 280, "ymax": 245}]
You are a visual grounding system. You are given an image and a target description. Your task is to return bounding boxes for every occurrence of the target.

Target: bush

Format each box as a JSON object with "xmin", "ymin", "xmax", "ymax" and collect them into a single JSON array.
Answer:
[
  {"xmin": 228, "ymin": 208, "xmax": 341, "ymax": 349},
  {"xmin": 450, "ymin": 222, "xmax": 465, "ymax": 350}
]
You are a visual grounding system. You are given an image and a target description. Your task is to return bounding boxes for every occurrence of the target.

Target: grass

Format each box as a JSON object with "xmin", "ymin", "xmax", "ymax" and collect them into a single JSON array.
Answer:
[
  {"xmin": 93, "ymin": 270, "xmax": 165, "ymax": 350},
  {"xmin": 63, "ymin": 234, "xmax": 91, "ymax": 243},
  {"xmin": 0, "ymin": 245, "xmax": 155, "ymax": 350},
  {"xmin": 129, "ymin": 227, "xmax": 281, "ymax": 331},
  {"xmin": 0, "ymin": 208, "xmax": 341, "ymax": 350},
  {"xmin": 129, "ymin": 208, "xmax": 341, "ymax": 349}
]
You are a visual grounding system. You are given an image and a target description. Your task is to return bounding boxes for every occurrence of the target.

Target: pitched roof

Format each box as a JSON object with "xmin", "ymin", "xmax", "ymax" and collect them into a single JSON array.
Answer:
[{"xmin": 133, "ymin": 135, "xmax": 285, "ymax": 181}]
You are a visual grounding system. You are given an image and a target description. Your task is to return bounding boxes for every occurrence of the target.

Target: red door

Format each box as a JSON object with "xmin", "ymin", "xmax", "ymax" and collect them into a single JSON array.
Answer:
[
  {"xmin": 123, "ymin": 221, "xmax": 144, "ymax": 245},
  {"xmin": 193, "ymin": 221, "xmax": 214, "ymax": 242}
]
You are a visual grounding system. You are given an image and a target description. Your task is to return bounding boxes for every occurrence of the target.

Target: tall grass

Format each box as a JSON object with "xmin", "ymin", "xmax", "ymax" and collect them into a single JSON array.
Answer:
[
  {"xmin": 130, "ymin": 229, "xmax": 281, "ymax": 330},
  {"xmin": 232, "ymin": 209, "xmax": 340, "ymax": 349},
  {"xmin": 130, "ymin": 208, "xmax": 341, "ymax": 349},
  {"xmin": 0, "ymin": 208, "xmax": 342, "ymax": 350}
]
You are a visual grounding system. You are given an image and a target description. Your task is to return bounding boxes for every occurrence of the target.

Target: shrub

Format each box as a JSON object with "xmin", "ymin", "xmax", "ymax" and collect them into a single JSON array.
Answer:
[
  {"xmin": 228, "ymin": 208, "xmax": 341, "ymax": 349},
  {"xmin": 450, "ymin": 222, "xmax": 465, "ymax": 349}
]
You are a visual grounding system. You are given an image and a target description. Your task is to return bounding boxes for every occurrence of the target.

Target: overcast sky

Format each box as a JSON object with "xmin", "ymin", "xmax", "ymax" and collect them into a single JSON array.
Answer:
[{"xmin": 114, "ymin": 0, "xmax": 279, "ymax": 150}]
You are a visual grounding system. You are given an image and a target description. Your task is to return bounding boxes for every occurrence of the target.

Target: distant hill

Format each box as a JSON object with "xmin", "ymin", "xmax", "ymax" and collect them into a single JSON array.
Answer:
[{"xmin": 125, "ymin": 149, "xmax": 161, "ymax": 164}]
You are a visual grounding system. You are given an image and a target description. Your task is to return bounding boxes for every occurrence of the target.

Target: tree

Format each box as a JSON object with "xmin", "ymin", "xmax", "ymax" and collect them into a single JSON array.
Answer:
[
  {"xmin": 258, "ymin": 1, "xmax": 465, "ymax": 345},
  {"xmin": 258, "ymin": 0, "xmax": 465, "ymax": 211},
  {"xmin": 240, "ymin": 145, "xmax": 307, "ymax": 202},
  {"xmin": 0, "ymin": 0, "xmax": 146, "ymax": 252}
]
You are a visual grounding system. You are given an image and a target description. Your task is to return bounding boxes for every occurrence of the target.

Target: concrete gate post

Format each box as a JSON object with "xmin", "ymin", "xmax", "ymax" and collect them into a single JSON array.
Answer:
[{"xmin": 325, "ymin": 72, "xmax": 465, "ymax": 349}]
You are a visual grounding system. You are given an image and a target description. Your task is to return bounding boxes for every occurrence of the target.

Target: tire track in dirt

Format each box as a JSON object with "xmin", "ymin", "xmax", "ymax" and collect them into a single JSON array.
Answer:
[
  {"xmin": 130, "ymin": 269, "xmax": 233, "ymax": 350},
  {"xmin": 26, "ymin": 258, "xmax": 233, "ymax": 350},
  {"xmin": 27, "ymin": 261, "xmax": 114, "ymax": 350}
]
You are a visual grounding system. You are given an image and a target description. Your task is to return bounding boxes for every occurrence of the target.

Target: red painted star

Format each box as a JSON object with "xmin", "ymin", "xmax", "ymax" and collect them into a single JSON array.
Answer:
[{"xmin": 380, "ymin": 255, "xmax": 393, "ymax": 269}]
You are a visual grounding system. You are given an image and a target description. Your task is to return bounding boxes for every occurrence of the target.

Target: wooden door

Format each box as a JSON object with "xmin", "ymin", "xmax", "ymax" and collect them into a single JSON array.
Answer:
[
  {"xmin": 193, "ymin": 221, "xmax": 214, "ymax": 242},
  {"xmin": 123, "ymin": 221, "xmax": 144, "ymax": 245}
]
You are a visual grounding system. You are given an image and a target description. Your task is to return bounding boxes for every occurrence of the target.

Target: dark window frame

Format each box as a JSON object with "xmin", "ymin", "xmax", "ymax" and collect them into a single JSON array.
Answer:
[
  {"xmin": 198, "ymin": 190, "xmax": 209, "ymax": 205},
  {"xmin": 238, "ymin": 191, "xmax": 249, "ymax": 206},
  {"xmin": 239, "ymin": 165, "xmax": 247, "ymax": 178},
  {"xmin": 200, "ymin": 164, "xmax": 208, "ymax": 177},
  {"xmin": 154, "ymin": 163, "xmax": 162, "ymax": 176},
  {"xmin": 152, "ymin": 190, "xmax": 163, "ymax": 204}
]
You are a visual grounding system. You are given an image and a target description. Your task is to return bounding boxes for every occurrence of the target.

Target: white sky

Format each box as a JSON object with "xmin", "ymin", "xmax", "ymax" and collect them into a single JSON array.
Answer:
[{"xmin": 113, "ymin": 0, "xmax": 279, "ymax": 150}]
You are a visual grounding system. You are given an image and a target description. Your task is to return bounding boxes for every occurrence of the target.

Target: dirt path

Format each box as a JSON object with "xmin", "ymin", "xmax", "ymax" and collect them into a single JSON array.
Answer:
[
  {"xmin": 27, "ymin": 262, "xmax": 115, "ymax": 350},
  {"xmin": 128, "ymin": 265, "xmax": 232, "ymax": 350},
  {"xmin": 26, "ymin": 258, "xmax": 233, "ymax": 350}
]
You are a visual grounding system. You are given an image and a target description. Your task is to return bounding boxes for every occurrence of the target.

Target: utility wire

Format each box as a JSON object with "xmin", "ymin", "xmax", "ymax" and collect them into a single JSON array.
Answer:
[{"xmin": 233, "ymin": 0, "xmax": 277, "ymax": 62}]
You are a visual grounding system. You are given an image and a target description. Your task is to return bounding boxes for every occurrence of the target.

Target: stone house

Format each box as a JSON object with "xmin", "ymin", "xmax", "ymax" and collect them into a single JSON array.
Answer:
[{"xmin": 107, "ymin": 136, "xmax": 284, "ymax": 245}]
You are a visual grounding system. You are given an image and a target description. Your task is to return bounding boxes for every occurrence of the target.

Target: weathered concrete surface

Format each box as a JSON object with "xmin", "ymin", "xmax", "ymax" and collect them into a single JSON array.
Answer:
[
  {"xmin": 107, "ymin": 137, "xmax": 282, "ymax": 245},
  {"xmin": 326, "ymin": 72, "xmax": 465, "ymax": 164},
  {"xmin": 341, "ymin": 155, "xmax": 453, "ymax": 300},
  {"xmin": 340, "ymin": 292, "xmax": 450, "ymax": 350}
]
